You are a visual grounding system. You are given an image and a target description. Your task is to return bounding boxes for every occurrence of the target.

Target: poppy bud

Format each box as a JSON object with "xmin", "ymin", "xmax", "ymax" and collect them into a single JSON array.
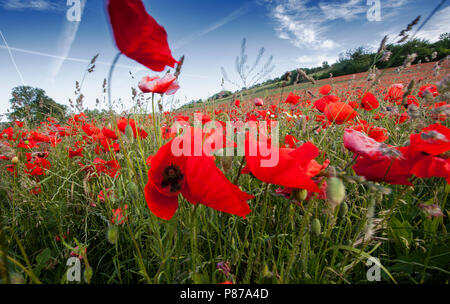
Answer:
[
  {"xmin": 107, "ymin": 225, "xmax": 119, "ymax": 244},
  {"xmin": 125, "ymin": 125, "xmax": 134, "ymax": 140},
  {"xmin": 311, "ymin": 218, "xmax": 321, "ymax": 236},
  {"xmin": 339, "ymin": 201, "xmax": 348, "ymax": 217},
  {"xmin": 293, "ymin": 189, "xmax": 308, "ymax": 201},
  {"xmin": 24, "ymin": 140, "xmax": 29, "ymax": 145},
  {"xmin": 327, "ymin": 177, "xmax": 346, "ymax": 209},
  {"xmin": 11, "ymin": 156, "xmax": 19, "ymax": 164},
  {"xmin": 127, "ymin": 181, "xmax": 139, "ymax": 200}
]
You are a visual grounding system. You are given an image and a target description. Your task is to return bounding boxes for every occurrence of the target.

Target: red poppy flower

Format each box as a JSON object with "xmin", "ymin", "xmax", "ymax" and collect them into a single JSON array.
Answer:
[
  {"xmin": 144, "ymin": 136, "xmax": 253, "ymax": 220},
  {"xmin": 319, "ymin": 84, "xmax": 332, "ymax": 95},
  {"xmin": 111, "ymin": 205, "xmax": 128, "ymax": 225},
  {"xmin": 102, "ymin": 127, "xmax": 118, "ymax": 140},
  {"xmin": 244, "ymin": 133, "xmax": 327, "ymax": 192},
  {"xmin": 325, "ymin": 102, "xmax": 357, "ymax": 124},
  {"xmin": 284, "ymin": 92, "xmax": 300, "ymax": 105},
  {"xmin": 117, "ymin": 117, "xmax": 148, "ymax": 139},
  {"xmin": 235, "ymin": 99, "xmax": 240, "ymax": 107},
  {"xmin": 282, "ymin": 134, "xmax": 299, "ymax": 148},
  {"xmin": 254, "ymin": 98, "xmax": 264, "ymax": 107},
  {"xmin": 107, "ymin": 0, "xmax": 177, "ymax": 71},
  {"xmin": 409, "ymin": 123, "xmax": 450, "ymax": 156},
  {"xmin": 350, "ymin": 122, "xmax": 388, "ymax": 142},
  {"xmin": 418, "ymin": 84, "xmax": 439, "ymax": 98},
  {"xmin": 69, "ymin": 147, "xmax": 83, "ymax": 158},
  {"xmin": 25, "ymin": 157, "xmax": 51, "ymax": 176},
  {"xmin": 314, "ymin": 95, "xmax": 339, "ymax": 113},
  {"xmin": 138, "ymin": 74, "xmax": 180, "ymax": 95},
  {"xmin": 384, "ymin": 83, "xmax": 403, "ymax": 104},
  {"xmin": 94, "ymin": 158, "xmax": 120, "ymax": 178},
  {"xmin": 361, "ymin": 92, "xmax": 379, "ymax": 111}
]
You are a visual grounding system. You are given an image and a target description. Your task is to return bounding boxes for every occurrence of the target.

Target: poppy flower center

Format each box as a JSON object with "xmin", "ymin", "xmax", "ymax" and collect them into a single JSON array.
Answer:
[{"xmin": 161, "ymin": 165, "xmax": 184, "ymax": 193}]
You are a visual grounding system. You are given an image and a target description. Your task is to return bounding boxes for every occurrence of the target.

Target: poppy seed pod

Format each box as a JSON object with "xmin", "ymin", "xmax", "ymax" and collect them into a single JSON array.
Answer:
[
  {"xmin": 339, "ymin": 201, "xmax": 349, "ymax": 217},
  {"xmin": 11, "ymin": 156, "xmax": 19, "ymax": 164},
  {"xmin": 327, "ymin": 177, "xmax": 346, "ymax": 209},
  {"xmin": 293, "ymin": 189, "xmax": 308, "ymax": 201},
  {"xmin": 125, "ymin": 125, "xmax": 134, "ymax": 140},
  {"xmin": 107, "ymin": 225, "xmax": 119, "ymax": 244},
  {"xmin": 128, "ymin": 181, "xmax": 139, "ymax": 200},
  {"xmin": 311, "ymin": 218, "xmax": 321, "ymax": 236}
]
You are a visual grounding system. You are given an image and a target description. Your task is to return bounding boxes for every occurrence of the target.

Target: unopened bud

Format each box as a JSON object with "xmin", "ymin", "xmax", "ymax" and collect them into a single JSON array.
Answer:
[
  {"xmin": 125, "ymin": 125, "xmax": 134, "ymax": 140},
  {"xmin": 107, "ymin": 225, "xmax": 119, "ymax": 244},
  {"xmin": 293, "ymin": 189, "xmax": 308, "ymax": 201},
  {"xmin": 327, "ymin": 177, "xmax": 346, "ymax": 208},
  {"xmin": 127, "ymin": 181, "xmax": 139, "ymax": 200},
  {"xmin": 311, "ymin": 218, "xmax": 321, "ymax": 236},
  {"xmin": 339, "ymin": 201, "xmax": 348, "ymax": 217},
  {"xmin": 11, "ymin": 156, "xmax": 19, "ymax": 164}
]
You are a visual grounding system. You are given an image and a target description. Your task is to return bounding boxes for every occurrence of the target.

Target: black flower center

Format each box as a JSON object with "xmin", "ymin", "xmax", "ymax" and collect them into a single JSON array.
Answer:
[{"xmin": 161, "ymin": 165, "xmax": 184, "ymax": 193}]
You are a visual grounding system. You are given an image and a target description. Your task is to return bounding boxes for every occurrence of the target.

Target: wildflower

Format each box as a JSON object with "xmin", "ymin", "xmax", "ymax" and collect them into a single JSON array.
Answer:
[
  {"xmin": 107, "ymin": 0, "xmax": 177, "ymax": 71},
  {"xmin": 68, "ymin": 147, "xmax": 83, "ymax": 158},
  {"xmin": 138, "ymin": 74, "xmax": 180, "ymax": 95},
  {"xmin": 325, "ymin": 102, "xmax": 357, "ymax": 124},
  {"xmin": 284, "ymin": 92, "xmax": 300, "ymax": 105},
  {"xmin": 144, "ymin": 134, "xmax": 253, "ymax": 220},
  {"xmin": 216, "ymin": 261, "xmax": 231, "ymax": 277},
  {"xmin": 418, "ymin": 84, "xmax": 439, "ymax": 98},
  {"xmin": 418, "ymin": 203, "xmax": 444, "ymax": 219},
  {"xmin": 319, "ymin": 84, "xmax": 332, "ymax": 95},
  {"xmin": 361, "ymin": 92, "xmax": 379, "ymax": 111},
  {"xmin": 111, "ymin": 205, "xmax": 128, "ymax": 225},
  {"xmin": 254, "ymin": 98, "xmax": 264, "ymax": 106},
  {"xmin": 244, "ymin": 133, "xmax": 327, "ymax": 192},
  {"xmin": 93, "ymin": 158, "xmax": 120, "ymax": 178}
]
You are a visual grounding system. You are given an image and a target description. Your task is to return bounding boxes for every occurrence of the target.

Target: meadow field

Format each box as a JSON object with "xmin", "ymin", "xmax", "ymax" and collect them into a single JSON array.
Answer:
[
  {"xmin": 1, "ymin": 58, "xmax": 449, "ymax": 284},
  {"xmin": 1, "ymin": 0, "xmax": 449, "ymax": 285}
]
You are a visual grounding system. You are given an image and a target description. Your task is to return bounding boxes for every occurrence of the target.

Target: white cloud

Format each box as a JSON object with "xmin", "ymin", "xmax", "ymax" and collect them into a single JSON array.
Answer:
[
  {"xmin": 415, "ymin": 5, "xmax": 450, "ymax": 42},
  {"xmin": 1, "ymin": 0, "xmax": 62, "ymax": 11},
  {"xmin": 268, "ymin": 1, "xmax": 337, "ymax": 50},
  {"xmin": 265, "ymin": 0, "xmax": 412, "ymax": 51},
  {"xmin": 319, "ymin": 0, "xmax": 366, "ymax": 21},
  {"xmin": 296, "ymin": 54, "xmax": 338, "ymax": 68}
]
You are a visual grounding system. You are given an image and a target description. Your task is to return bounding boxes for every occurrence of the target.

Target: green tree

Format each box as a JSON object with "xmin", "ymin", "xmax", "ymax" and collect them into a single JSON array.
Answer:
[{"xmin": 7, "ymin": 86, "xmax": 67, "ymax": 124}]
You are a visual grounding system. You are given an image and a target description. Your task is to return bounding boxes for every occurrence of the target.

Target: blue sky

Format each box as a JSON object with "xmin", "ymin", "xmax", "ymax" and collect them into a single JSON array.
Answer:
[{"xmin": 0, "ymin": 0, "xmax": 449, "ymax": 120}]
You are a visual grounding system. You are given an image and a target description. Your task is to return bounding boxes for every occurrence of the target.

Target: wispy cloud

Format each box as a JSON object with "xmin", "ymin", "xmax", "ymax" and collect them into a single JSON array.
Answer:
[
  {"xmin": 264, "ymin": 0, "xmax": 412, "ymax": 50},
  {"xmin": 296, "ymin": 54, "xmax": 339, "ymax": 68},
  {"xmin": 0, "ymin": 0, "xmax": 63, "ymax": 11},
  {"xmin": 265, "ymin": 0, "xmax": 337, "ymax": 50},
  {"xmin": 415, "ymin": 5, "xmax": 450, "ymax": 42},
  {"xmin": 319, "ymin": 0, "xmax": 366, "ymax": 22},
  {"xmin": 49, "ymin": 0, "xmax": 86, "ymax": 79},
  {"xmin": 173, "ymin": 2, "xmax": 252, "ymax": 50}
]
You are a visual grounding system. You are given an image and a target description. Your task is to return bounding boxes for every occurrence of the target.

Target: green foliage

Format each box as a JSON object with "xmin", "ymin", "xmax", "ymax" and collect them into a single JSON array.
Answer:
[{"xmin": 7, "ymin": 86, "xmax": 67, "ymax": 124}]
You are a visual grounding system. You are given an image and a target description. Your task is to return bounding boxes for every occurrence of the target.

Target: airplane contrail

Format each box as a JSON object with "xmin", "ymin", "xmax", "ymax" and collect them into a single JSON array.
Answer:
[
  {"xmin": 0, "ymin": 30, "xmax": 26, "ymax": 85},
  {"xmin": 0, "ymin": 44, "xmax": 210, "ymax": 78},
  {"xmin": 49, "ymin": 0, "xmax": 87, "ymax": 78},
  {"xmin": 172, "ymin": 2, "xmax": 252, "ymax": 50}
]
